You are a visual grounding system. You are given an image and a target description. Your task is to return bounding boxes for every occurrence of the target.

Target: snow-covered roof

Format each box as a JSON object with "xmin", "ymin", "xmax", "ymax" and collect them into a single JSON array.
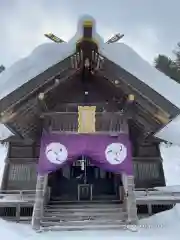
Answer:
[
  {"xmin": 0, "ymin": 42, "xmax": 75, "ymax": 100},
  {"xmin": 100, "ymin": 44, "xmax": 180, "ymax": 110},
  {"xmin": 0, "ymin": 16, "xmax": 180, "ymax": 145}
]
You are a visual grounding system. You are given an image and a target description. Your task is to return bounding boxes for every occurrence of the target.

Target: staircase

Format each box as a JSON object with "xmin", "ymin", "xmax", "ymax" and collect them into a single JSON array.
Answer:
[{"xmin": 41, "ymin": 200, "xmax": 128, "ymax": 231}]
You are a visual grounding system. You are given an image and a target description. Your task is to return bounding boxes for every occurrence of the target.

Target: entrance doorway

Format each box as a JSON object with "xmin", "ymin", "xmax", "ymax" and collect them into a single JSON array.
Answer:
[{"xmin": 48, "ymin": 156, "xmax": 122, "ymax": 201}]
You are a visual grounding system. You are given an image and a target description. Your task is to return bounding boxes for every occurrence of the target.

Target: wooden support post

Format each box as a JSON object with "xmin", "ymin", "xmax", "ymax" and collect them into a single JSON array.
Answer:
[
  {"xmin": 16, "ymin": 203, "xmax": 21, "ymax": 222},
  {"xmin": 122, "ymin": 173, "xmax": 138, "ymax": 225},
  {"xmin": 31, "ymin": 174, "xmax": 48, "ymax": 231},
  {"xmin": 147, "ymin": 204, "xmax": 152, "ymax": 216}
]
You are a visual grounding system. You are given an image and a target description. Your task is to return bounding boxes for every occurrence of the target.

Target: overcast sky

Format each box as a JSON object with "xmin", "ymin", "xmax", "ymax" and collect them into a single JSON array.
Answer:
[{"xmin": 0, "ymin": 0, "xmax": 180, "ymax": 68}]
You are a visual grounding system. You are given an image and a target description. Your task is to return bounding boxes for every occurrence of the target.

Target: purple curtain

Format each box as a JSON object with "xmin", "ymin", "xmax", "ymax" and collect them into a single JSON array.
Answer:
[{"xmin": 37, "ymin": 132, "xmax": 133, "ymax": 175}]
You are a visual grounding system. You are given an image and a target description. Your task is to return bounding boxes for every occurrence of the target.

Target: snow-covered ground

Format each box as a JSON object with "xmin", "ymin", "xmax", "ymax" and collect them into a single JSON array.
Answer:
[{"xmin": 0, "ymin": 143, "xmax": 180, "ymax": 239}]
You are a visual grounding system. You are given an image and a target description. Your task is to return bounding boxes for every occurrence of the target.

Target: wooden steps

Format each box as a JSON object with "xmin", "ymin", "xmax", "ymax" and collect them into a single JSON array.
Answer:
[
  {"xmin": 41, "ymin": 220, "xmax": 128, "ymax": 231},
  {"xmin": 41, "ymin": 200, "xmax": 127, "ymax": 231}
]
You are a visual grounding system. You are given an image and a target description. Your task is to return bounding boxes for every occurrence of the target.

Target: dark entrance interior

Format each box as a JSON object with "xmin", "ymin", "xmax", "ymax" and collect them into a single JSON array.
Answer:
[{"xmin": 48, "ymin": 156, "xmax": 122, "ymax": 201}]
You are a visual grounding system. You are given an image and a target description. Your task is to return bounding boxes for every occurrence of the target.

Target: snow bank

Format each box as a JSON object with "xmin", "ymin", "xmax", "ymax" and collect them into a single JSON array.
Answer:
[
  {"xmin": 141, "ymin": 204, "xmax": 180, "ymax": 231},
  {"xmin": 0, "ymin": 217, "xmax": 178, "ymax": 240},
  {"xmin": 0, "ymin": 219, "xmax": 30, "ymax": 240},
  {"xmin": 160, "ymin": 143, "xmax": 180, "ymax": 186}
]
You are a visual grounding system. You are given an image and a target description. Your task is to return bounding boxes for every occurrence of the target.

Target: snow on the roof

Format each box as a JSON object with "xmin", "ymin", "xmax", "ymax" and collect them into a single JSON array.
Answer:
[
  {"xmin": 0, "ymin": 15, "xmax": 103, "ymax": 101},
  {"xmin": 0, "ymin": 42, "xmax": 75, "ymax": 100},
  {"xmin": 0, "ymin": 15, "xmax": 180, "ymax": 144},
  {"xmin": 100, "ymin": 43, "xmax": 180, "ymax": 109}
]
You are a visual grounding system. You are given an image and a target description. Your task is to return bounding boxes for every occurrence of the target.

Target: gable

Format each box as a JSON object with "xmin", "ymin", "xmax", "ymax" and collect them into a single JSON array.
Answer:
[{"xmin": 0, "ymin": 46, "xmax": 179, "ymax": 143}]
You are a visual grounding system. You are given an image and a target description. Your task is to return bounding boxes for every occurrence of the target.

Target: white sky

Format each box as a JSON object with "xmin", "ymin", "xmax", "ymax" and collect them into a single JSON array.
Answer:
[{"xmin": 0, "ymin": 0, "xmax": 180, "ymax": 67}]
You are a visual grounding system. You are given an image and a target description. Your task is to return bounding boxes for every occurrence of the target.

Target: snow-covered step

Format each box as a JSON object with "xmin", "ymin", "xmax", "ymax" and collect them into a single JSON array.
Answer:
[
  {"xmin": 43, "ymin": 212, "xmax": 126, "ymax": 220},
  {"xmin": 42, "ymin": 214, "xmax": 127, "ymax": 222},
  {"xmin": 44, "ymin": 210, "xmax": 126, "ymax": 217},
  {"xmin": 41, "ymin": 219, "xmax": 125, "ymax": 227},
  {"xmin": 40, "ymin": 219, "xmax": 128, "ymax": 231},
  {"xmin": 41, "ymin": 224, "xmax": 128, "ymax": 232}
]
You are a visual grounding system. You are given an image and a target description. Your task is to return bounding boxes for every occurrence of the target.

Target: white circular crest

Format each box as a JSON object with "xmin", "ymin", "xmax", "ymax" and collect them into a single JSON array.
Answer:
[
  {"xmin": 45, "ymin": 142, "xmax": 68, "ymax": 164},
  {"xmin": 105, "ymin": 143, "xmax": 127, "ymax": 165}
]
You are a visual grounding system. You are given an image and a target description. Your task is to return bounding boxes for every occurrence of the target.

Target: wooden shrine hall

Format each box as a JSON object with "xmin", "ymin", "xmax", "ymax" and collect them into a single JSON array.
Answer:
[{"xmin": 0, "ymin": 18, "xmax": 179, "ymax": 231}]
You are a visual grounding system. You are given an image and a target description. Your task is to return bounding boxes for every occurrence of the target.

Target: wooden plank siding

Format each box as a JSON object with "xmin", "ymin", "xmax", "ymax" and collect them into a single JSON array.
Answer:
[{"xmin": 2, "ymin": 142, "xmax": 38, "ymax": 190}]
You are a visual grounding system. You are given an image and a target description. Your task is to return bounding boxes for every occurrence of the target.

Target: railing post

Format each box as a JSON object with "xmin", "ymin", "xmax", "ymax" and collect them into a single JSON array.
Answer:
[
  {"xmin": 31, "ymin": 174, "xmax": 48, "ymax": 231},
  {"xmin": 16, "ymin": 203, "xmax": 21, "ymax": 222}
]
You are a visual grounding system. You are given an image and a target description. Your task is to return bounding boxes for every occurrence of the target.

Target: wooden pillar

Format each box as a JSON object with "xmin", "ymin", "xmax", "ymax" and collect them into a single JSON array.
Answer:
[
  {"xmin": 31, "ymin": 174, "xmax": 48, "ymax": 230},
  {"xmin": 122, "ymin": 173, "xmax": 138, "ymax": 225}
]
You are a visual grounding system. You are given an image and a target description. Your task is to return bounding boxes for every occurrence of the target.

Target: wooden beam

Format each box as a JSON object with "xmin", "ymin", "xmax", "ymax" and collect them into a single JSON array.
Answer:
[
  {"xmin": 100, "ymin": 55, "xmax": 179, "ymax": 119},
  {"xmin": 98, "ymin": 67, "xmax": 173, "ymax": 127},
  {"xmin": 0, "ymin": 111, "xmax": 17, "ymax": 123}
]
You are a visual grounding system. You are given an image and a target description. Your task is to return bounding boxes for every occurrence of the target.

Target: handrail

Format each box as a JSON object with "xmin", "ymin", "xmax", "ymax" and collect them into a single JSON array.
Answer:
[
  {"xmin": 41, "ymin": 111, "xmax": 124, "ymax": 117},
  {"xmin": 0, "ymin": 190, "xmax": 36, "ymax": 194},
  {"xmin": 0, "ymin": 190, "xmax": 38, "ymax": 201},
  {"xmin": 135, "ymin": 188, "xmax": 180, "ymax": 197}
]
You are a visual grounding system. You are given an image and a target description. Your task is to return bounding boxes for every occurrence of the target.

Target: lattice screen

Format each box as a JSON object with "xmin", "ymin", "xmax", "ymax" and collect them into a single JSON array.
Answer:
[
  {"xmin": 7, "ymin": 163, "xmax": 37, "ymax": 190},
  {"xmin": 133, "ymin": 161, "xmax": 161, "ymax": 181}
]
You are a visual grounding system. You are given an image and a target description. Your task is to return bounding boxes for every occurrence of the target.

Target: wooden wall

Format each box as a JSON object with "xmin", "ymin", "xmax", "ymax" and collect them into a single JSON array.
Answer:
[{"xmin": 1, "ymin": 140, "xmax": 38, "ymax": 190}]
